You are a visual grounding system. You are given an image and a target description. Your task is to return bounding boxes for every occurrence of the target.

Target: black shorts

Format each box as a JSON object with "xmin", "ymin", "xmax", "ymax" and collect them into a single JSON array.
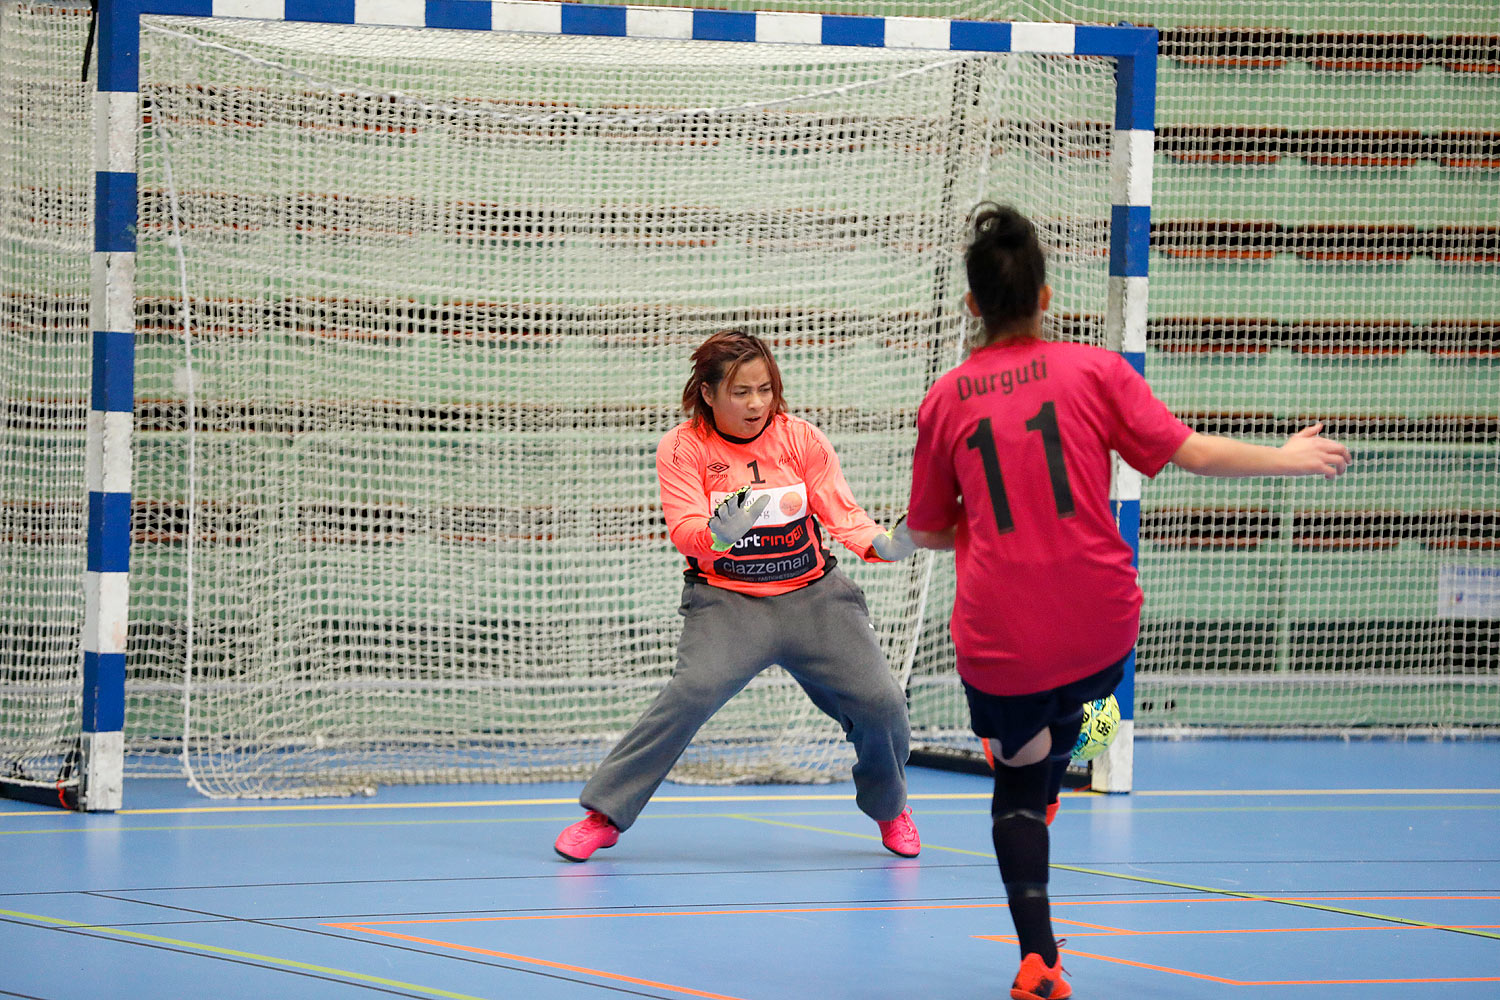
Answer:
[{"xmin": 963, "ymin": 655, "xmax": 1127, "ymax": 761}]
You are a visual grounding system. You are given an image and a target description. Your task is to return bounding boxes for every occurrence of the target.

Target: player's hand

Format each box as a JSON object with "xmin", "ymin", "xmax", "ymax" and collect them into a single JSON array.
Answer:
[
  {"xmin": 708, "ymin": 485, "xmax": 770, "ymax": 552},
  {"xmin": 1281, "ymin": 423, "xmax": 1352, "ymax": 480},
  {"xmin": 870, "ymin": 516, "xmax": 917, "ymax": 561}
]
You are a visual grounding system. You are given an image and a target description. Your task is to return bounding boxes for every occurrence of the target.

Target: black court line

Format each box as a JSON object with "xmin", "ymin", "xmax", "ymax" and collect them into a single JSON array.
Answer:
[
  {"xmin": 0, "ymin": 859, "xmax": 996, "ymax": 898},
  {"xmin": 14, "ymin": 854, "xmax": 1490, "ymax": 903}
]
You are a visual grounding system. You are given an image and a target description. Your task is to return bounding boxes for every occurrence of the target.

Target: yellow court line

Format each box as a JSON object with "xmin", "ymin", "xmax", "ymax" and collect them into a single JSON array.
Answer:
[
  {"xmin": 0, "ymin": 791, "xmax": 998, "ymax": 818},
  {"xmin": 8, "ymin": 803, "xmax": 1495, "ymax": 837},
  {"xmin": 0, "ymin": 793, "xmax": 861, "ymax": 818},
  {"xmin": 0, "ymin": 907, "xmax": 492, "ymax": 1000},
  {"xmin": 730, "ymin": 813, "xmax": 998, "ymax": 858},
  {"xmin": 5, "ymin": 786, "xmax": 1497, "ymax": 819}
]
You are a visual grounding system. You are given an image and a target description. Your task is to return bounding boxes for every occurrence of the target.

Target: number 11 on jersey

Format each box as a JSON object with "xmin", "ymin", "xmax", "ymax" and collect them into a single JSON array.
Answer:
[{"xmin": 964, "ymin": 401, "xmax": 1076, "ymax": 535}]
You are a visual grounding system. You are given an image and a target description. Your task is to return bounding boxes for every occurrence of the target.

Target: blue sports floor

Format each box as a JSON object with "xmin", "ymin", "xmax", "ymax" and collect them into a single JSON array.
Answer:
[{"xmin": 3, "ymin": 740, "xmax": 1498, "ymax": 1000}]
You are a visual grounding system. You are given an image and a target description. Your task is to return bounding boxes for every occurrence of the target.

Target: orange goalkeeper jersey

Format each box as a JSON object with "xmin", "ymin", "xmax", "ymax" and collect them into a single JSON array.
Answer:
[{"xmin": 657, "ymin": 413, "xmax": 887, "ymax": 596}]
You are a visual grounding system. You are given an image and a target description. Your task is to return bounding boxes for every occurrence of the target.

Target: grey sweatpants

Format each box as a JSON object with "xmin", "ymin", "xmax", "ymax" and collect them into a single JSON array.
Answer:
[{"xmin": 580, "ymin": 568, "xmax": 910, "ymax": 831}]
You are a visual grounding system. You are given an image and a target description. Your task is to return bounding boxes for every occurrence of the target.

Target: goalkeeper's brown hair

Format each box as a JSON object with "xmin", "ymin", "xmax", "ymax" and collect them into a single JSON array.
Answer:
[{"xmin": 682, "ymin": 329, "xmax": 786, "ymax": 430}]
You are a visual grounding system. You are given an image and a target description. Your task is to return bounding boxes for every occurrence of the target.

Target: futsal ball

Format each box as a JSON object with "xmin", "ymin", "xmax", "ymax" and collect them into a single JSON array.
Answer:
[{"xmin": 1071, "ymin": 695, "xmax": 1121, "ymax": 763}]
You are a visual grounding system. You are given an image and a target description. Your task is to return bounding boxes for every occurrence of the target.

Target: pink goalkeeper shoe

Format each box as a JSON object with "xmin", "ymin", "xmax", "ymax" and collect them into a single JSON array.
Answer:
[
  {"xmin": 554, "ymin": 810, "xmax": 620, "ymax": 862},
  {"xmin": 877, "ymin": 806, "xmax": 920, "ymax": 857}
]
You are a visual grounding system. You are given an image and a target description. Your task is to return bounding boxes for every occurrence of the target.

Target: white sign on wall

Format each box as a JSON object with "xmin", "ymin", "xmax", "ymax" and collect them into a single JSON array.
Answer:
[{"xmin": 1437, "ymin": 565, "xmax": 1500, "ymax": 619}]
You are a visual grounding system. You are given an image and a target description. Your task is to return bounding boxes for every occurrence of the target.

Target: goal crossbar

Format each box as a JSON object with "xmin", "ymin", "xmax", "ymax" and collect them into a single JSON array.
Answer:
[{"xmin": 66, "ymin": 0, "xmax": 1156, "ymax": 810}]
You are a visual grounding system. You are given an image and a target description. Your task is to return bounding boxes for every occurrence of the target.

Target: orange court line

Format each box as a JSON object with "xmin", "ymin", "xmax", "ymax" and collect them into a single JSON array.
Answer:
[
  {"xmin": 1048, "ymin": 918, "xmax": 1134, "ymax": 933},
  {"xmin": 330, "ymin": 894, "xmax": 1500, "ymax": 931},
  {"xmin": 325, "ymin": 923, "xmax": 749, "ymax": 1000},
  {"xmin": 330, "ymin": 896, "xmax": 1500, "ymax": 992},
  {"xmin": 1069, "ymin": 944, "xmax": 1500, "ymax": 987},
  {"xmin": 333, "ymin": 894, "xmax": 1500, "ymax": 930},
  {"xmin": 339, "ymin": 901, "xmax": 1014, "ymax": 927},
  {"xmin": 330, "ymin": 903, "xmax": 1016, "ymax": 999}
]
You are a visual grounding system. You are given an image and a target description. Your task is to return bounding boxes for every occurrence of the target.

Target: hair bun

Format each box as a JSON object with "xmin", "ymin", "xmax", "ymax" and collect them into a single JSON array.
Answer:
[{"xmin": 971, "ymin": 203, "xmax": 1032, "ymax": 249}]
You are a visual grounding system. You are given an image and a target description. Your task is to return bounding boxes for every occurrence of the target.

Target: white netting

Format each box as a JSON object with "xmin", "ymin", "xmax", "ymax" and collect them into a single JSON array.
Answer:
[
  {"xmin": 0, "ymin": 1, "xmax": 92, "ymax": 794},
  {"xmin": 729, "ymin": 0, "xmax": 1498, "ymax": 739},
  {"xmin": 1132, "ymin": 9, "xmax": 1500, "ymax": 733},
  {"xmin": 646, "ymin": 0, "xmax": 1494, "ymax": 34},
  {"xmin": 5, "ymin": 0, "xmax": 1495, "ymax": 804},
  {"xmin": 126, "ymin": 16, "xmax": 1116, "ymax": 796}
]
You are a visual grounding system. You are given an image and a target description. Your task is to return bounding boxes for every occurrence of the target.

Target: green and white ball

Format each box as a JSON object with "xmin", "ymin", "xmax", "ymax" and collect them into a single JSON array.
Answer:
[{"xmin": 1071, "ymin": 695, "xmax": 1121, "ymax": 763}]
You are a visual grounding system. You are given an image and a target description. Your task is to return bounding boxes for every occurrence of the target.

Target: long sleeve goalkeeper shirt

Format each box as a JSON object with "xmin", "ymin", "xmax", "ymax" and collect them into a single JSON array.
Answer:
[{"xmin": 656, "ymin": 412, "xmax": 887, "ymax": 597}]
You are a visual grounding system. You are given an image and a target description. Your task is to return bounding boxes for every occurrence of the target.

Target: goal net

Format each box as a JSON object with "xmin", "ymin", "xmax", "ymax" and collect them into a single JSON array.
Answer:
[
  {"xmin": 107, "ymin": 11, "xmax": 1123, "ymax": 797},
  {"xmin": 18, "ymin": 0, "xmax": 1490, "ymax": 812},
  {"xmin": 0, "ymin": 0, "xmax": 94, "ymax": 805}
]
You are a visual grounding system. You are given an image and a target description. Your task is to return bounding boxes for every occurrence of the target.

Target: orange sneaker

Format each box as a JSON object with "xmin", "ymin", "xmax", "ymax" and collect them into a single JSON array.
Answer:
[
  {"xmin": 877, "ymin": 806, "xmax": 921, "ymax": 857},
  {"xmin": 553, "ymin": 810, "xmax": 619, "ymax": 862},
  {"xmin": 1010, "ymin": 951, "xmax": 1070, "ymax": 1000}
]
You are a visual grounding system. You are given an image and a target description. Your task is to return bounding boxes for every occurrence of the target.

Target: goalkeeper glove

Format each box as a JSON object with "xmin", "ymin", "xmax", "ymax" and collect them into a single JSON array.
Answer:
[
  {"xmin": 870, "ymin": 515, "xmax": 916, "ymax": 561},
  {"xmin": 708, "ymin": 485, "xmax": 771, "ymax": 552}
]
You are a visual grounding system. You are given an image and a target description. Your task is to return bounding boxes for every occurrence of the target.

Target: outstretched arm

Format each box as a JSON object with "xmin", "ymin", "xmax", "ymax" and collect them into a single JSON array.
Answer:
[
  {"xmin": 1170, "ymin": 423, "xmax": 1352, "ymax": 480},
  {"xmin": 796, "ymin": 422, "xmax": 889, "ymax": 560},
  {"xmin": 909, "ymin": 524, "xmax": 957, "ymax": 551}
]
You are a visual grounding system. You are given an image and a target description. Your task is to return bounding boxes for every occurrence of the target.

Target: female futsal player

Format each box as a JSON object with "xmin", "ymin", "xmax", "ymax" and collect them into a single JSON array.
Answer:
[
  {"xmin": 554, "ymin": 329, "xmax": 921, "ymax": 862},
  {"xmin": 905, "ymin": 204, "xmax": 1351, "ymax": 1000}
]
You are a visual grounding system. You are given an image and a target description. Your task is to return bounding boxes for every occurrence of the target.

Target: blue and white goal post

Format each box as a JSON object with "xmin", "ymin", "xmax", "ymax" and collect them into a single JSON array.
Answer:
[{"xmin": 74, "ymin": 0, "xmax": 1154, "ymax": 809}]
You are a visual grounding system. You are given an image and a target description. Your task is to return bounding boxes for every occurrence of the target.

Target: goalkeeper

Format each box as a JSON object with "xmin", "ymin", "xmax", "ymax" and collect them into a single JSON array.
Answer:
[{"xmin": 555, "ymin": 329, "xmax": 921, "ymax": 862}]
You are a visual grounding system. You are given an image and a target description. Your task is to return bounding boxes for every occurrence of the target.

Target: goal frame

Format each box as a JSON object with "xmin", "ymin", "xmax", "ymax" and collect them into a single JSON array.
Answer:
[{"xmin": 60, "ymin": 0, "xmax": 1154, "ymax": 810}]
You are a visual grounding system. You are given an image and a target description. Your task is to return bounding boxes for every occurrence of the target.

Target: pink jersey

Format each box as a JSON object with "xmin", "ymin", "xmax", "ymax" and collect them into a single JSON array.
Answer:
[
  {"xmin": 907, "ymin": 337, "xmax": 1192, "ymax": 695},
  {"xmin": 657, "ymin": 413, "xmax": 887, "ymax": 596}
]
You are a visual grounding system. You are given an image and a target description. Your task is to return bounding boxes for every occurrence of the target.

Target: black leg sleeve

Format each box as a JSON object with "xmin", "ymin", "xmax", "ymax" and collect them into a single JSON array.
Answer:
[{"xmin": 991, "ymin": 759, "xmax": 1058, "ymax": 963}]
